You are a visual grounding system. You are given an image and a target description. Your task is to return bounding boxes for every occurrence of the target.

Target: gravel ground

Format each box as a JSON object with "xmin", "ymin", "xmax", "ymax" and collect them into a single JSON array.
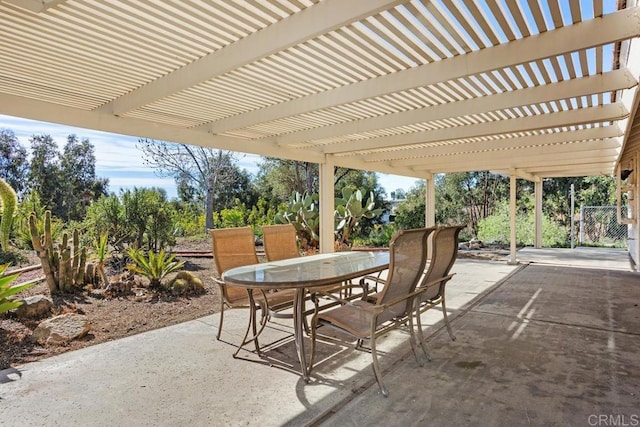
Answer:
[{"xmin": 1, "ymin": 237, "xmax": 219, "ymax": 370}]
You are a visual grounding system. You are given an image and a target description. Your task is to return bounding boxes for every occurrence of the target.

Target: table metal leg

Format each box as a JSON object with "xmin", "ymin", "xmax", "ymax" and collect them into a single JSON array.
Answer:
[{"xmin": 292, "ymin": 288, "xmax": 310, "ymax": 382}]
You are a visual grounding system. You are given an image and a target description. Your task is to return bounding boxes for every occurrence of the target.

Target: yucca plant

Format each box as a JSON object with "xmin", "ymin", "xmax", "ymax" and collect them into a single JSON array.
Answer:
[
  {"xmin": 0, "ymin": 264, "xmax": 38, "ymax": 314},
  {"xmin": 126, "ymin": 248, "xmax": 184, "ymax": 288}
]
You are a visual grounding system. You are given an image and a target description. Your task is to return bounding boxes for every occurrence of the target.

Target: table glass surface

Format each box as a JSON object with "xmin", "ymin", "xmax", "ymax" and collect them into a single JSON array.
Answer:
[{"xmin": 222, "ymin": 251, "xmax": 389, "ymax": 289}]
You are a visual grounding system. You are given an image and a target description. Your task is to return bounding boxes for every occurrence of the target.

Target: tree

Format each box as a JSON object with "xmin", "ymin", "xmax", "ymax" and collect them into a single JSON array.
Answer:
[
  {"xmin": 390, "ymin": 188, "xmax": 406, "ymax": 200},
  {"xmin": 60, "ymin": 134, "xmax": 108, "ymax": 221},
  {"xmin": 394, "ymin": 181, "xmax": 426, "ymax": 229},
  {"xmin": 137, "ymin": 139, "xmax": 254, "ymax": 230},
  {"xmin": 255, "ymin": 158, "xmax": 318, "ymax": 204},
  {"xmin": 436, "ymin": 172, "xmax": 510, "ymax": 235},
  {"xmin": 394, "ymin": 172, "xmax": 512, "ymax": 234},
  {"xmin": 28, "ymin": 134, "xmax": 61, "ymax": 215},
  {"xmin": 255, "ymin": 158, "xmax": 388, "ymax": 216},
  {"xmin": 578, "ymin": 176, "xmax": 616, "ymax": 206},
  {"xmin": 0, "ymin": 129, "xmax": 29, "ymax": 196},
  {"xmin": 122, "ymin": 187, "xmax": 176, "ymax": 251},
  {"xmin": 28, "ymin": 134, "xmax": 108, "ymax": 221}
]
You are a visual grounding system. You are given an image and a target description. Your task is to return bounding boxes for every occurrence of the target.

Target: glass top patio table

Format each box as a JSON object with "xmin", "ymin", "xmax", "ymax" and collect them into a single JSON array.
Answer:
[
  {"xmin": 222, "ymin": 250, "xmax": 390, "ymax": 381},
  {"xmin": 223, "ymin": 250, "xmax": 390, "ymax": 289}
]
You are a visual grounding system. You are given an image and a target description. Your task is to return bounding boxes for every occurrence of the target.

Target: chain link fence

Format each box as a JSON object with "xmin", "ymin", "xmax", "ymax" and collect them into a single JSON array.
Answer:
[{"xmin": 578, "ymin": 206, "xmax": 628, "ymax": 247}]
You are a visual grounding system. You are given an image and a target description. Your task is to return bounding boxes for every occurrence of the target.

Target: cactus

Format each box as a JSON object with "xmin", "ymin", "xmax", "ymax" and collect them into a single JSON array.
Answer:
[
  {"xmin": 29, "ymin": 210, "xmax": 90, "ymax": 293},
  {"xmin": 275, "ymin": 189, "xmax": 383, "ymax": 251},
  {"xmin": 274, "ymin": 191, "xmax": 320, "ymax": 249},
  {"xmin": 335, "ymin": 188, "xmax": 383, "ymax": 250},
  {"xmin": 0, "ymin": 178, "xmax": 17, "ymax": 251}
]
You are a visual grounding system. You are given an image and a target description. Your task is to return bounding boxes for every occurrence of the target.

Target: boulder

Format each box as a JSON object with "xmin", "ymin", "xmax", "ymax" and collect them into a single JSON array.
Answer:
[
  {"xmin": 33, "ymin": 313, "xmax": 90, "ymax": 346},
  {"xmin": 14, "ymin": 295, "xmax": 53, "ymax": 319},
  {"xmin": 469, "ymin": 238, "xmax": 484, "ymax": 250}
]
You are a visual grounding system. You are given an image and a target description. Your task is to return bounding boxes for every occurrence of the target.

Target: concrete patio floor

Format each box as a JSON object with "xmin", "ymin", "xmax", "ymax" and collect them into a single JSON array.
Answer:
[{"xmin": 1, "ymin": 248, "xmax": 638, "ymax": 426}]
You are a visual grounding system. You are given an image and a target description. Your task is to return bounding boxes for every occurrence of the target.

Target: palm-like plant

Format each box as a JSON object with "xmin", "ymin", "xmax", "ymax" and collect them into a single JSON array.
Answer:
[
  {"xmin": 0, "ymin": 264, "xmax": 38, "ymax": 313},
  {"xmin": 126, "ymin": 248, "xmax": 184, "ymax": 288}
]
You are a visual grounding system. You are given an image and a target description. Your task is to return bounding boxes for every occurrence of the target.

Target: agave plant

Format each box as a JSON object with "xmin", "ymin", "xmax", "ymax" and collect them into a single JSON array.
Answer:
[
  {"xmin": 126, "ymin": 248, "xmax": 185, "ymax": 288},
  {"xmin": 0, "ymin": 264, "xmax": 38, "ymax": 314}
]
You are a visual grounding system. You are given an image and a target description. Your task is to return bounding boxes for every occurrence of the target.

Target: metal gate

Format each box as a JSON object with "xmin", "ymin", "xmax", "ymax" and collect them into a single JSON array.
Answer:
[{"xmin": 578, "ymin": 206, "xmax": 628, "ymax": 247}]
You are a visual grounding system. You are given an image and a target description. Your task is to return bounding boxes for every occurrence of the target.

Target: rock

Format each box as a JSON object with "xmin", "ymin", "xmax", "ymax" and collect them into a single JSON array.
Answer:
[
  {"xmin": 469, "ymin": 238, "xmax": 484, "ymax": 250},
  {"xmin": 33, "ymin": 314, "xmax": 90, "ymax": 346},
  {"xmin": 14, "ymin": 295, "xmax": 53, "ymax": 319}
]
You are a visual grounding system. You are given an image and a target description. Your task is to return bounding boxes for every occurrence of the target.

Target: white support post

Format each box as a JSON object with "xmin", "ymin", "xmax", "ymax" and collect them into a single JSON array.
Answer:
[
  {"xmin": 509, "ymin": 173, "xmax": 518, "ymax": 265},
  {"xmin": 570, "ymin": 184, "xmax": 575, "ymax": 249},
  {"xmin": 319, "ymin": 161, "xmax": 335, "ymax": 253},
  {"xmin": 534, "ymin": 179, "xmax": 543, "ymax": 248},
  {"xmin": 425, "ymin": 173, "xmax": 435, "ymax": 227},
  {"xmin": 634, "ymin": 154, "xmax": 640, "ymax": 270},
  {"xmin": 425, "ymin": 174, "xmax": 435, "ymax": 260}
]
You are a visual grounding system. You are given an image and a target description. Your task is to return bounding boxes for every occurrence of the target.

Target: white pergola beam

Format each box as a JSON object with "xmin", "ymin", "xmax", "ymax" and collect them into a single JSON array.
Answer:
[
  {"xmin": 0, "ymin": 93, "xmax": 325, "ymax": 163},
  {"xmin": 276, "ymin": 69, "xmax": 635, "ymax": 145},
  {"xmin": 322, "ymin": 103, "xmax": 629, "ymax": 154},
  {"xmin": 330, "ymin": 153, "xmax": 428, "ymax": 179},
  {"xmin": 99, "ymin": 0, "xmax": 404, "ymax": 116},
  {"xmin": 0, "ymin": 92, "xmax": 433, "ymax": 180},
  {"xmin": 1, "ymin": 0, "xmax": 64, "ymax": 12},
  {"xmin": 413, "ymin": 149, "xmax": 619, "ymax": 173},
  {"xmin": 389, "ymin": 138, "xmax": 621, "ymax": 168},
  {"xmin": 431, "ymin": 147, "xmax": 619, "ymax": 167},
  {"xmin": 210, "ymin": 7, "xmax": 640, "ymax": 134},
  {"xmin": 361, "ymin": 126, "xmax": 622, "ymax": 163},
  {"xmin": 497, "ymin": 169, "xmax": 541, "ymax": 182},
  {"xmin": 522, "ymin": 164, "xmax": 614, "ymax": 175}
]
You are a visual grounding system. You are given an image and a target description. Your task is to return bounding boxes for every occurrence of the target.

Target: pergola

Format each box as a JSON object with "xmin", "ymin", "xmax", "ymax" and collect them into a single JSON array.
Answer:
[{"xmin": 1, "ymin": 0, "xmax": 640, "ymax": 260}]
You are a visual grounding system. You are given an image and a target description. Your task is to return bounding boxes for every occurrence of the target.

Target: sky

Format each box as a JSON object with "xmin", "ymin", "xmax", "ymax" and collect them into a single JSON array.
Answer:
[{"xmin": 0, "ymin": 114, "xmax": 421, "ymax": 200}]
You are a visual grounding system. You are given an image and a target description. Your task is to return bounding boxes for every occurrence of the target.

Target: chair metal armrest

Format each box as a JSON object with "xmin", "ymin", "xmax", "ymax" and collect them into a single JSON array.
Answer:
[
  {"xmin": 312, "ymin": 286, "xmax": 361, "ymax": 306},
  {"xmin": 419, "ymin": 273, "xmax": 455, "ymax": 291},
  {"xmin": 376, "ymin": 286, "xmax": 428, "ymax": 312}
]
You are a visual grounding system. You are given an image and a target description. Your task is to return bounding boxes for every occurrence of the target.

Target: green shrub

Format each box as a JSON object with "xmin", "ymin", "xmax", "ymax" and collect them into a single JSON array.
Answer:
[
  {"xmin": 84, "ymin": 189, "xmax": 177, "ymax": 252},
  {"xmin": 0, "ymin": 264, "xmax": 38, "ymax": 314},
  {"xmin": 477, "ymin": 202, "xmax": 569, "ymax": 247},
  {"xmin": 0, "ymin": 249, "xmax": 27, "ymax": 265},
  {"xmin": 352, "ymin": 223, "xmax": 396, "ymax": 247},
  {"xmin": 126, "ymin": 248, "xmax": 185, "ymax": 288},
  {"xmin": 171, "ymin": 204, "xmax": 205, "ymax": 237},
  {"xmin": 165, "ymin": 271, "xmax": 204, "ymax": 296}
]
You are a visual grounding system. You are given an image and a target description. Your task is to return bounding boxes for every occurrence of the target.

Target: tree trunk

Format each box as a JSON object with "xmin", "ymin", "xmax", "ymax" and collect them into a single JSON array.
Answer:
[{"xmin": 205, "ymin": 185, "xmax": 214, "ymax": 231}]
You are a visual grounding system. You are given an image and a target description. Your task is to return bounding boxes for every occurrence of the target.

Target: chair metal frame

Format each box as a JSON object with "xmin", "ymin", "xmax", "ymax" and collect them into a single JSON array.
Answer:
[
  {"xmin": 211, "ymin": 226, "xmax": 295, "ymax": 349},
  {"xmin": 414, "ymin": 225, "xmax": 465, "ymax": 360},
  {"xmin": 308, "ymin": 227, "xmax": 431, "ymax": 397}
]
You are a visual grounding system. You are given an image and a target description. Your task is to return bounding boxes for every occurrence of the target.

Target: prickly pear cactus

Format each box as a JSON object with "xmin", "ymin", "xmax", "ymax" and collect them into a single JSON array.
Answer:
[
  {"xmin": 275, "ymin": 191, "xmax": 320, "ymax": 249},
  {"xmin": 335, "ymin": 188, "xmax": 383, "ymax": 250}
]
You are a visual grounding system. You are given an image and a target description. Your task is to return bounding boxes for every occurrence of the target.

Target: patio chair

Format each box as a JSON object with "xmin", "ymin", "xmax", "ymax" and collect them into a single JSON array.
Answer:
[
  {"xmin": 414, "ymin": 225, "xmax": 465, "ymax": 360},
  {"xmin": 261, "ymin": 223, "xmax": 301, "ymax": 261},
  {"xmin": 260, "ymin": 223, "xmax": 346, "ymax": 323},
  {"xmin": 308, "ymin": 228, "xmax": 430, "ymax": 397},
  {"xmin": 211, "ymin": 226, "xmax": 295, "ymax": 341},
  {"xmin": 360, "ymin": 226, "xmax": 437, "ymax": 300}
]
